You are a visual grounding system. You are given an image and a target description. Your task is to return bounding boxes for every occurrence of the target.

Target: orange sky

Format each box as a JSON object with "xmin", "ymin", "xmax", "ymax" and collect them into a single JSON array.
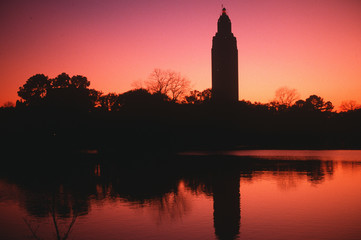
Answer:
[{"xmin": 1, "ymin": 0, "xmax": 360, "ymax": 109}]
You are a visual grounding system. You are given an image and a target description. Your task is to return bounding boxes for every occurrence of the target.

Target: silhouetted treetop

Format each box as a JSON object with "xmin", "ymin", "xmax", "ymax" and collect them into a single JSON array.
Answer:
[
  {"xmin": 51, "ymin": 73, "xmax": 90, "ymax": 89},
  {"xmin": 145, "ymin": 69, "xmax": 191, "ymax": 102},
  {"xmin": 2, "ymin": 101, "xmax": 15, "ymax": 108},
  {"xmin": 185, "ymin": 88, "xmax": 212, "ymax": 104},
  {"xmin": 17, "ymin": 74, "xmax": 50, "ymax": 105},
  {"xmin": 52, "ymin": 72, "xmax": 71, "ymax": 88},
  {"xmin": 340, "ymin": 100, "xmax": 360, "ymax": 112},
  {"xmin": 120, "ymin": 88, "xmax": 169, "ymax": 108},
  {"xmin": 98, "ymin": 88, "xmax": 170, "ymax": 112},
  {"xmin": 99, "ymin": 93, "xmax": 120, "ymax": 111},
  {"xmin": 269, "ymin": 87, "xmax": 300, "ymax": 111},
  {"xmin": 17, "ymin": 72, "xmax": 99, "ymax": 110},
  {"xmin": 70, "ymin": 75, "xmax": 91, "ymax": 89},
  {"xmin": 294, "ymin": 95, "xmax": 334, "ymax": 112}
]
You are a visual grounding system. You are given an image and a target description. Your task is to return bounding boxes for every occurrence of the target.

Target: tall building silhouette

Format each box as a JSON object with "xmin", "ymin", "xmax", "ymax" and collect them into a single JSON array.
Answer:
[{"xmin": 212, "ymin": 8, "xmax": 239, "ymax": 103}]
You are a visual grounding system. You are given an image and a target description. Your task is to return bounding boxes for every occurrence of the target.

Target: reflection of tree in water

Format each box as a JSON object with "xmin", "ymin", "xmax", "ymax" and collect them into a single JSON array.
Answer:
[
  {"xmin": 250, "ymin": 160, "xmax": 335, "ymax": 190},
  {"xmin": 147, "ymin": 181, "xmax": 192, "ymax": 224},
  {"xmin": 342, "ymin": 161, "xmax": 361, "ymax": 169},
  {"xmin": 23, "ymin": 195, "xmax": 78, "ymax": 240},
  {"xmin": 240, "ymin": 158, "xmax": 334, "ymax": 184},
  {"xmin": 0, "ymin": 155, "xmax": 98, "ymax": 240},
  {"xmin": 0, "ymin": 153, "xmax": 336, "ymax": 240},
  {"xmin": 20, "ymin": 184, "xmax": 90, "ymax": 240},
  {"xmin": 274, "ymin": 172, "xmax": 303, "ymax": 191},
  {"xmin": 96, "ymin": 160, "xmax": 192, "ymax": 223}
]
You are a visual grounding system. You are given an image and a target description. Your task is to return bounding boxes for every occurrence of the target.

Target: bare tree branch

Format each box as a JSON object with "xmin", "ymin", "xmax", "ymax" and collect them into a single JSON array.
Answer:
[
  {"xmin": 145, "ymin": 69, "xmax": 190, "ymax": 102},
  {"xmin": 272, "ymin": 87, "xmax": 300, "ymax": 108},
  {"xmin": 23, "ymin": 218, "xmax": 41, "ymax": 240},
  {"xmin": 340, "ymin": 100, "xmax": 360, "ymax": 112},
  {"xmin": 62, "ymin": 212, "xmax": 78, "ymax": 240}
]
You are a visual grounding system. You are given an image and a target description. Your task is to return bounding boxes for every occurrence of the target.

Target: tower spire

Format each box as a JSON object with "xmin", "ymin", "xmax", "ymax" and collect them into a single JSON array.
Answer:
[{"xmin": 217, "ymin": 6, "xmax": 232, "ymax": 34}]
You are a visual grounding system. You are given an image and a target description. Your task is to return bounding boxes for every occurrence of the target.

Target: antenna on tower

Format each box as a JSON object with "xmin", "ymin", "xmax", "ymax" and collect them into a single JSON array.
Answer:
[{"xmin": 221, "ymin": 4, "xmax": 226, "ymax": 14}]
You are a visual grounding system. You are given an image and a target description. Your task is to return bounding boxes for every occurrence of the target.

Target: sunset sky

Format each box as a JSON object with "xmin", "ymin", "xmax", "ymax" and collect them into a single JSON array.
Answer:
[{"xmin": 1, "ymin": 0, "xmax": 360, "ymax": 109}]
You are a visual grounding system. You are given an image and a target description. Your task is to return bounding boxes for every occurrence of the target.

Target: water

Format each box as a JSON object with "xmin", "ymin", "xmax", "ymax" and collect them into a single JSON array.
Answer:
[{"xmin": 1, "ymin": 150, "xmax": 361, "ymax": 240}]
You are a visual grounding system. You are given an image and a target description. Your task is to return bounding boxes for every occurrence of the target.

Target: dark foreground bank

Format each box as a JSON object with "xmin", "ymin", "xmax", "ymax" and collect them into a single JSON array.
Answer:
[{"xmin": 1, "ymin": 103, "xmax": 361, "ymax": 155}]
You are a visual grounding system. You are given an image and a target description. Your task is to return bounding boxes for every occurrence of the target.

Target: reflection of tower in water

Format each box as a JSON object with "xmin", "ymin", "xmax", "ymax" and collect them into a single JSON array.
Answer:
[{"xmin": 212, "ymin": 169, "xmax": 241, "ymax": 240}]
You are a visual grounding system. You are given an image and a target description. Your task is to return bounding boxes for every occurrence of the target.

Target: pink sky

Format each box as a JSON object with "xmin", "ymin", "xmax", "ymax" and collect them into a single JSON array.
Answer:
[{"xmin": 1, "ymin": 0, "xmax": 360, "ymax": 109}]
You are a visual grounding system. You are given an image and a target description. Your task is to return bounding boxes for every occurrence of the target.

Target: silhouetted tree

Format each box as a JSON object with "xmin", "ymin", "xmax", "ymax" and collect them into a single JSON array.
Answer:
[
  {"xmin": 119, "ymin": 88, "xmax": 169, "ymax": 108},
  {"xmin": 306, "ymin": 95, "xmax": 334, "ymax": 112},
  {"xmin": 294, "ymin": 99, "xmax": 305, "ymax": 109},
  {"xmin": 17, "ymin": 74, "xmax": 50, "ymax": 105},
  {"xmin": 88, "ymin": 89, "xmax": 102, "ymax": 108},
  {"xmin": 185, "ymin": 88, "xmax": 212, "ymax": 104},
  {"xmin": 52, "ymin": 72, "xmax": 71, "ymax": 88},
  {"xmin": 275, "ymin": 87, "xmax": 300, "ymax": 106},
  {"xmin": 269, "ymin": 87, "xmax": 300, "ymax": 110},
  {"xmin": 200, "ymin": 88, "xmax": 212, "ymax": 103},
  {"xmin": 340, "ymin": 100, "xmax": 360, "ymax": 112},
  {"xmin": 294, "ymin": 95, "xmax": 333, "ymax": 112},
  {"xmin": 17, "ymin": 72, "xmax": 100, "ymax": 110},
  {"xmin": 70, "ymin": 75, "xmax": 91, "ymax": 89},
  {"xmin": 51, "ymin": 73, "xmax": 91, "ymax": 89},
  {"xmin": 2, "ymin": 101, "xmax": 15, "ymax": 108},
  {"xmin": 99, "ymin": 93, "xmax": 122, "ymax": 111},
  {"xmin": 145, "ymin": 69, "xmax": 190, "ymax": 102},
  {"xmin": 185, "ymin": 90, "xmax": 200, "ymax": 104}
]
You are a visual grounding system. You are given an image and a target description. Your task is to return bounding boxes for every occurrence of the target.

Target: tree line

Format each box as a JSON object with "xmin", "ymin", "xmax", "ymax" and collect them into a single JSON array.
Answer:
[
  {"xmin": 6, "ymin": 69, "xmax": 359, "ymax": 113},
  {"xmin": 1, "ymin": 69, "xmax": 361, "ymax": 151},
  {"xmin": 13, "ymin": 69, "xmax": 207, "ymax": 110}
]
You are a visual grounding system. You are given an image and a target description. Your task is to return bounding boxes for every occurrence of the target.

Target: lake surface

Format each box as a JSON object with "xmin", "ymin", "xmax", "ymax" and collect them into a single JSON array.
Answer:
[{"xmin": 1, "ymin": 150, "xmax": 361, "ymax": 240}]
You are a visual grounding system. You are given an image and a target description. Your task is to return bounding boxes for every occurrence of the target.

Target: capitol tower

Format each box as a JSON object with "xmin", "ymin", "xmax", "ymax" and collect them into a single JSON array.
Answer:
[{"xmin": 211, "ymin": 8, "xmax": 239, "ymax": 103}]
